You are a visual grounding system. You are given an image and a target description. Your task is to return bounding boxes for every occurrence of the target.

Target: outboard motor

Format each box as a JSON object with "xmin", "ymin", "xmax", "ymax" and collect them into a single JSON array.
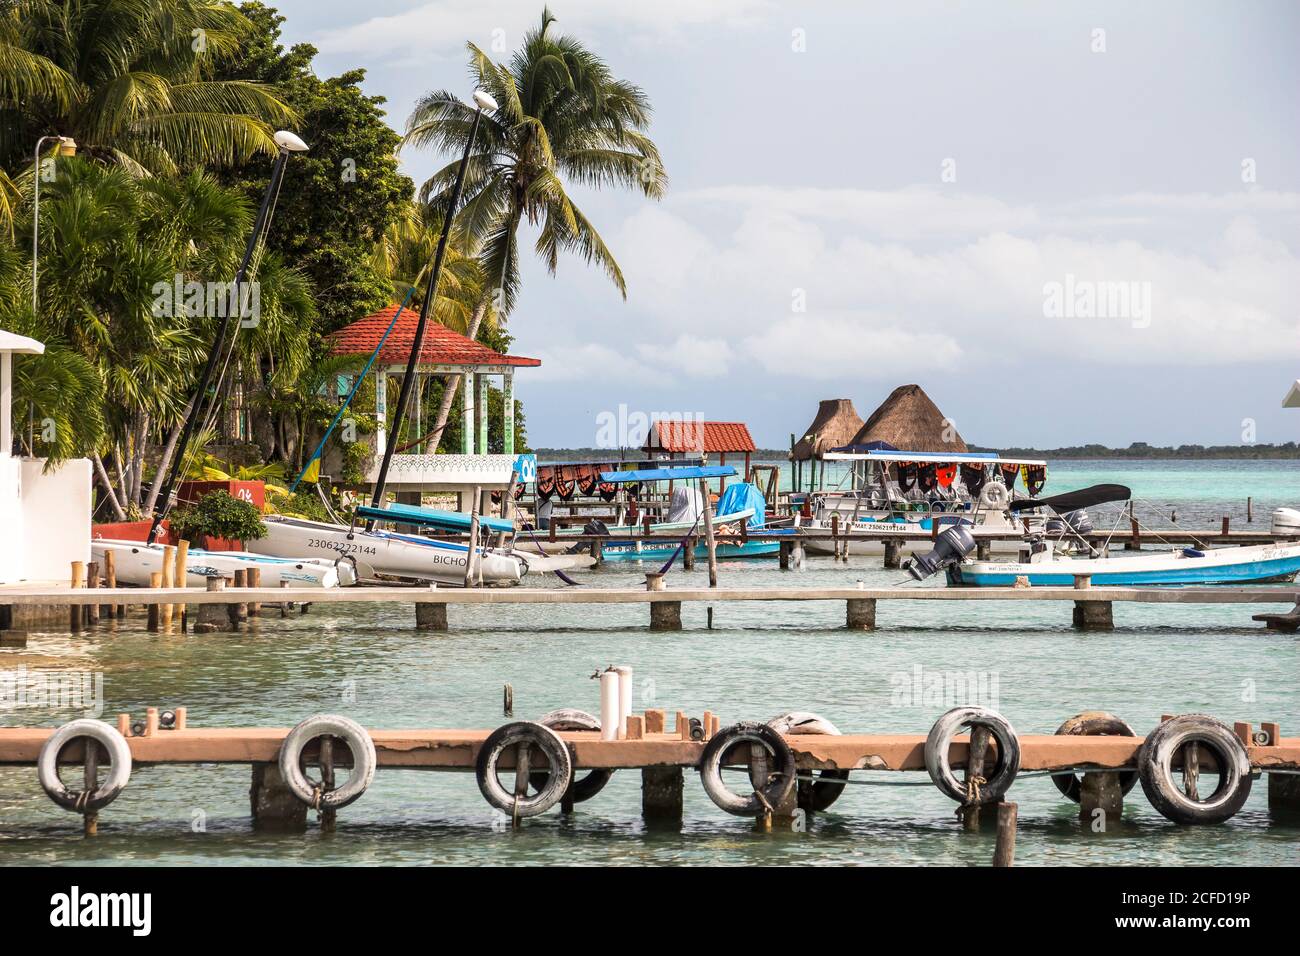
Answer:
[
  {"xmin": 905, "ymin": 524, "xmax": 977, "ymax": 581},
  {"xmin": 1049, "ymin": 508, "xmax": 1093, "ymax": 535},
  {"xmin": 565, "ymin": 518, "xmax": 609, "ymax": 555}
]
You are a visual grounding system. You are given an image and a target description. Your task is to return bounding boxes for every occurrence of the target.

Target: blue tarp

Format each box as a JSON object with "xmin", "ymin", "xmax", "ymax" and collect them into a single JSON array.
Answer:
[
  {"xmin": 714, "ymin": 482, "xmax": 766, "ymax": 529},
  {"xmin": 355, "ymin": 502, "xmax": 515, "ymax": 534}
]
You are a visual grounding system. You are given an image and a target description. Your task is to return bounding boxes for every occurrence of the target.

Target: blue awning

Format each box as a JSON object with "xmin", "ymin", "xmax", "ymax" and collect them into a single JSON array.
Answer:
[{"xmin": 598, "ymin": 465, "xmax": 736, "ymax": 483}]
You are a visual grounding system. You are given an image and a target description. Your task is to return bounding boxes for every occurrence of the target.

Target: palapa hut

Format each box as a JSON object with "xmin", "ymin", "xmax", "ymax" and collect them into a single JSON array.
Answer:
[
  {"xmin": 792, "ymin": 399, "xmax": 865, "ymax": 460},
  {"xmin": 847, "ymin": 384, "xmax": 967, "ymax": 453}
]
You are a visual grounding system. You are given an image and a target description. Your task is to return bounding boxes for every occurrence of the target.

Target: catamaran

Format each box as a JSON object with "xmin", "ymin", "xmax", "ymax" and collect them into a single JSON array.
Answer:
[
  {"xmin": 92, "ymin": 539, "xmax": 352, "ymax": 589},
  {"xmin": 797, "ymin": 448, "xmax": 1049, "ymax": 555}
]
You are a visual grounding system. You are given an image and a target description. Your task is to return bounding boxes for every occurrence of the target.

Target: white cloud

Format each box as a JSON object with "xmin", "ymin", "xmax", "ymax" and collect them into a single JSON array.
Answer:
[
  {"xmin": 527, "ymin": 343, "xmax": 662, "ymax": 385},
  {"xmin": 314, "ymin": 0, "xmax": 775, "ymax": 58},
  {"xmin": 636, "ymin": 334, "xmax": 735, "ymax": 378}
]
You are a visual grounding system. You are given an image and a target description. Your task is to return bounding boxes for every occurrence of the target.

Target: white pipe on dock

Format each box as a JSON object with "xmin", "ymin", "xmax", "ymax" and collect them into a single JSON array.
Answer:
[
  {"xmin": 600, "ymin": 669, "xmax": 619, "ymax": 741},
  {"xmin": 615, "ymin": 666, "xmax": 633, "ymax": 739}
]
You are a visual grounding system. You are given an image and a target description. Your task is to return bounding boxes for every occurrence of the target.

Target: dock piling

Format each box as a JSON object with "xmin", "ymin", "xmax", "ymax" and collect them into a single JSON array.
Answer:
[
  {"xmin": 1072, "ymin": 599, "xmax": 1113, "ymax": 630},
  {"xmin": 1079, "ymin": 771, "xmax": 1123, "ymax": 826},
  {"xmin": 250, "ymin": 762, "xmax": 308, "ymax": 832},
  {"xmin": 229, "ymin": 569, "xmax": 248, "ymax": 625},
  {"xmin": 85, "ymin": 561, "xmax": 100, "ymax": 626},
  {"xmin": 69, "ymin": 561, "xmax": 84, "ymax": 633},
  {"xmin": 649, "ymin": 599, "xmax": 682, "ymax": 631},
  {"xmin": 415, "ymin": 600, "xmax": 448, "ymax": 631},
  {"xmin": 960, "ymin": 725, "xmax": 991, "ymax": 831},
  {"xmin": 846, "ymin": 597, "xmax": 876, "ymax": 631},
  {"xmin": 194, "ymin": 576, "xmax": 233, "ymax": 633},
  {"xmin": 883, "ymin": 539, "xmax": 901, "ymax": 569},
  {"xmin": 992, "ymin": 802, "xmax": 1017, "ymax": 866},
  {"xmin": 779, "ymin": 540, "xmax": 791, "ymax": 570},
  {"xmin": 641, "ymin": 766, "xmax": 684, "ymax": 825}
]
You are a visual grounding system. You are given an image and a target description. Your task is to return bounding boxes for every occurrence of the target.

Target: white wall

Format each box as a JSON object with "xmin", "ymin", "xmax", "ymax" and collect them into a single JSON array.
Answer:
[
  {"xmin": 13, "ymin": 457, "xmax": 91, "ymax": 583},
  {"xmin": 0, "ymin": 455, "xmax": 22, "ymax": 583}
]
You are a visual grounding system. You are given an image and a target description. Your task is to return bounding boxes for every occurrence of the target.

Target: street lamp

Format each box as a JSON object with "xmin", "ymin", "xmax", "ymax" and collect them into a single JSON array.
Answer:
[
  {"xmin": 31, "ymin": 135, "xmax": 76, "ymax": 316},
  {"xmin": 146, "ymin": 130, "xmax": 309, "ymax": 544},
  {"xmin": 368, "ymin": 89, "xmax": 497, "ymax": 515}
]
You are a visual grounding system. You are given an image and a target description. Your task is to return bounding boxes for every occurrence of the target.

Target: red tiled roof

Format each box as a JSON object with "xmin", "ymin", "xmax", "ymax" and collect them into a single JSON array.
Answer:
[
  {"xmin": 645, "ymin": 420, "xmax": 756, "ymax": 454},
  {"xmin": 327, "ymin": 305, "xmax": 541, "ymax": 368}
]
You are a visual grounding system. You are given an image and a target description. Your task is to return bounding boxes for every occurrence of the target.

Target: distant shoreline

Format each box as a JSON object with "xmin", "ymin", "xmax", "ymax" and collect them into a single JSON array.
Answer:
[{"xmin": 535, "ymin": 444, "xmax": 1300, "ymax": 461}]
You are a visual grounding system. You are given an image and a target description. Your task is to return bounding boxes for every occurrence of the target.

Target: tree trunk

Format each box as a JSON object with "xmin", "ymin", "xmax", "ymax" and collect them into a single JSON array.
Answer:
[
  {"xmin": 424, "ymin": 300, "xmax": 488, "ymax": 453},
  {"xmin": 143, "ymin": 400, "xmax": 193, "ymax": 515},
  {"xmin": 92, "ymin": 452, "xmax": 127, "ymax": 521}
]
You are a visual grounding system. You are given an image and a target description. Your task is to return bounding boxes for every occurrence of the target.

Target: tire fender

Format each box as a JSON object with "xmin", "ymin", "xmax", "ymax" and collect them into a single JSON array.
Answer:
[
  {"xmin": 924, "ymin": 706, "xmax": 1021, "ymax": 804},
  {"xmin": 530, "ymin": 709, "xmax": 612, "ymax": 803},
  {"xmin": 37, "ymin": 719, "xmax": 132, "ymax": 813},
  {"xmin": 278, "ymin": 714, "xmax": 377, "ymax": 810},
  {"xmin": 1137, "ymin": 714, "xmax": 1252, "ymax": 824},
  {"xmin": 1051, "ymin": 711, "xmax": 1139, "ymax": 803},
  {"xmin": 476, "ymin": 721, "xmax": 573, "ymax": 818},
  {"xmin": 767, "ymin": 711, "xmax": 849, "ymax": 812},
  {"xmin": 699, "ymin": 721, "xmax": 796, "ymax": 817}
]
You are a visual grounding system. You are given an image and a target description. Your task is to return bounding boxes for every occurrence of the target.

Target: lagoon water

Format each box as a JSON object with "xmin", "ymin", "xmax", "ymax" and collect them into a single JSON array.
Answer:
[{"xmin": 2, "ymin": 460, "xmax": 1297, "ymax": 866}]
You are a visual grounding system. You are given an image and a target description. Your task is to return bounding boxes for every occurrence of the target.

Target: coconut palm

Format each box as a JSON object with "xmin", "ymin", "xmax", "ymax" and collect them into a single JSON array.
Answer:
[
  {"xmin": 402, "ymin": 7, "xmax": 667, "ymax": 450},
  {"xmin": 0, "ymin": 0, "xmax": 295, "ymax": 196}
]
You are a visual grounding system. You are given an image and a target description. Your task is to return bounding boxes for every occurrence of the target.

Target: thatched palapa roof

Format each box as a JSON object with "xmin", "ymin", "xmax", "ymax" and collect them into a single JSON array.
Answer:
[
  {"xmin": 792, "ymin": 399, "xmax": 865, "ymax": 460},
  {"xmin": 847, "ymin": 384, "xmax": 968, "ymax": 453}
]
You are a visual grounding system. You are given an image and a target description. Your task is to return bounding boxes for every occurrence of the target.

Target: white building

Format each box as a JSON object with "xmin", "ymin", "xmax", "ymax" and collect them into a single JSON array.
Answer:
[{"xmin": 0, "ymin": 330, "xmax": 91, "ymax": 584}]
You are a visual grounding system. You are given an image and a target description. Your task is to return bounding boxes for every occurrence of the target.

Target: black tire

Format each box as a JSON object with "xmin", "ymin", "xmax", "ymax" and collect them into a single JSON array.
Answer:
[
  {"xmin": 1137, "ymin": 714, "xmax": 1252, "ymax": 825},
  {"xmin": 924, "ymin": 706, "xmax": 1020, "ymax": 805},
  {"xmin": 699, "ymin": 722, "xmax": 796, "ymax": 816},
  {"xmin": 1051, "ymin": 711, "xmax": 1140, "ymax": 802},
  {"xmin": 529, "ymin": 709, "xmax": 613, "ymax": 803},
  {"xmin": 476, "ymin": 721, "xmax": 573, "ymax": 818},
  {"xmin": 767, "ymin": 711, "xmax": 849, "ymax": 812}
]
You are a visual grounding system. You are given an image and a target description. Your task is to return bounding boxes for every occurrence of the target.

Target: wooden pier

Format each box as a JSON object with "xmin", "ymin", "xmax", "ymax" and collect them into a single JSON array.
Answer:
[{"xmin": 4, "ymin": 582, "xmax": 1299, "ymax": 633}]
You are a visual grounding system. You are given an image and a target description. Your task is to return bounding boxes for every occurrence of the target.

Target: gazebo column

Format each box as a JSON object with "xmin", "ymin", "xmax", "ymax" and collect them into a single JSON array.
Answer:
[
  {"xmin": 476, "ymin": 373, "xmax": 488, "ymax": 454},
  {"xmin": 374, "ymin": 369, "xmax": 388, "ymax": 457},
  {"xmin": 502, "ymin": 372, "xmax": 515, "ymax": 455},
  {"xmin": 462, "ymin": 370, "xmax": 474, "ymax": 455}
]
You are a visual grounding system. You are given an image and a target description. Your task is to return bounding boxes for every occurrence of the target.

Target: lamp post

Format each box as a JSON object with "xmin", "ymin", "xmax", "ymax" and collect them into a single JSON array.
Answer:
[
  {"xmin": 146, "ymin": 130, "xmax": 309, "ymax": 544},
  {"xmin": 367, "ymin": 89, "xmax": 497, "ymax": 517},
  {"xmin": 31, "ymin": 135, "xmax": 76, "ymax": 316}
]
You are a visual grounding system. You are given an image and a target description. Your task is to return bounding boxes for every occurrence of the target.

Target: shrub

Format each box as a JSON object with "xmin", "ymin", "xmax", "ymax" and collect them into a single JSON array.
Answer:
[{"xmin": 168, "ymin": 491, "xmax": 266, "ymax": 543}]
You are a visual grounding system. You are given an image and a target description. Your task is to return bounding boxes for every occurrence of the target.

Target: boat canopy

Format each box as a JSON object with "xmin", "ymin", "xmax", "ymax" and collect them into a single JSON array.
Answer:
[
  {"xmin": 1007, "ymin": 483, "xmax": 1131, "ymax": 514},
  {"xmin": 822, "ymin": 449, "xmax": 1046, "ymax": 466},
  {"xmin": 598, "ymin": 465, "xmax": 736, "ymax": 483},
  {"xmin": 354, "ymin": 502, "xmax": 515, "ymax": 534},
  {"xmin": 537, "ymin": 457, "xmax": 703, "ymax": 470}
]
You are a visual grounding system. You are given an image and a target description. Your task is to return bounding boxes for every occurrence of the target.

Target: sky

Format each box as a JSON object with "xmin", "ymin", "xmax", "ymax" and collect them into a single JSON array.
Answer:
[{"xmin": 271, "ymin": 0, "xmax": 1300, "ymax": 450}]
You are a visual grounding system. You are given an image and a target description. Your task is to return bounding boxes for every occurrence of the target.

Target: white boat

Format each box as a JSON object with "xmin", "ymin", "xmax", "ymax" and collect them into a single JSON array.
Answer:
[
  {"xmin": 799, "ymin": 449, "xmax": 1048, "ymax": 555},
  {"xmin": 91, "ymin": 539, "xmax": 348, "ymax": 589},
  {"xmin": 249, "ymin": 515, "xmax": 526, "ymax": 587}
]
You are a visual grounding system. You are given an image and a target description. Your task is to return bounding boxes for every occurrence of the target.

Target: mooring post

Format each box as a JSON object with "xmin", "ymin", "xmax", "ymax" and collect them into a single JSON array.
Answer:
[
  {"xmin": 82, "ymin": 737, "xmax": 99, "ymax": 837},
  {"xmin": 229, "ymin": 568, "xmax": 248, "ymax": 625},
  {"xmin": 250, "ymin": 762, "xmax": 307, "ymax": 832},
  {"xmin": 415, "ymin": 599, "xmax": 448, "ymax": 631},
  {"xmin": 846, "ymin": 597, "xmax": 876, "ymax": 630},
  {"xmin": 104, "ymin": 548, "xmax": 123, "ymax": 620},
  {"xmin": 85, "ymin": 561, "xmax": 100, "ymax": 626},
  {"xmin": 147, "ymin": 571, "xmax": 162, "ymax": 631},
  {"xmin": 960, "ymin": 725, "xmax": 991, "ymax": 831},
  {"xmin": 779, "ymin": 540, "xmax": 791, "ymax": 570},
  {"xmin": 683, "ymin": 538, "xmax": 696, "ymax": 570},
  {"xmin": 247, "ymin": 567, "xmax": 261, "ymax": 617},
  {"xmin": 319, "ymin": 735, "xmax": 337, "ymax": 833},
  {"xmin": 69, "ymin": 561, "xmax": 84, "ymax": 634},
  {"xmin": 1079, "ymin": 770, "xmax": 1124, "ymax": 825},
  {"xmin": 644, "ymin": 572, "xmax": 665, "ymax": 592},
  {"xmin": 883, "ymin": 539, "xmax": 901, "ymax": 569},
  {"xmin": 641, "ymin": 766, "xmax": 684, "ymax": 825},
  {"xmin": 992, "ymin": 801, "xmax": 1017, "ymax": 866}
]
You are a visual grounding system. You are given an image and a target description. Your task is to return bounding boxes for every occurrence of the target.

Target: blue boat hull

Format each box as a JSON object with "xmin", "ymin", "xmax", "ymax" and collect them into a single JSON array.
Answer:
[
  {"xmin": 596, "ymin": 537, "xmax": 786, "ymax": 563},
  {"xmin": 947, "ymin": 553, "xmax": 1300, "ymax": 587}
]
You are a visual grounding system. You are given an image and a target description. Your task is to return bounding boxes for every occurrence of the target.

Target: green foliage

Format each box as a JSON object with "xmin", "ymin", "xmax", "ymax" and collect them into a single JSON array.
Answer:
[
  {"xmin": 216, "ymin": 4, "xmax": 413, "ymax": 332},
  {"xmin": 169, "ymin": 490, "xmax": 267, "ymax": 543}
]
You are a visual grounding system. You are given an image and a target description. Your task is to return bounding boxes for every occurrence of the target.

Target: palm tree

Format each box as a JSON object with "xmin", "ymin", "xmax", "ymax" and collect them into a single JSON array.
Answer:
[
  {"xmin": 0, "ymin": 0, "xmax": 294, "ymax": 205},
  {"xmin": 402, "ymin": 7, "xmax": 667, "ymax": 450}
]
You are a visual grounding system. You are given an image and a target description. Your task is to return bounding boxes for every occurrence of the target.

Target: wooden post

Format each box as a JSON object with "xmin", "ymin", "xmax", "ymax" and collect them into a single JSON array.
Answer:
[
  {"xmin": 779, "ymin": 540, "xmax": 791, "ymax": 570},
  {"xmin": 960, "ymin": 725, "xmax": 991, "ymax": 830},
  {"xmin": 1247, "ymin": 497, "xmax": 1253, "ymax": 523},
  {"xmin": 883, "ymin": 539, "xmax": 901, "ymax": 569},
  {"xmin": 319, "ymin": 735, "xmax": 337, "ymax": 833},
  {"xmin": 160, "ymin": 545, "xmax": 175, "ymax": 628},
  {"xmin": 464, "ymin": 488, "xmax": 481, "ymax": 588},
  {"xmin": 82, "ymin": 739, "xmax": 99, "ymax": 836},
  {"xmin": 147, "ymin": 571, "xmax": 161, "ymax": 631},
  {"xmin": 1221, "ymin": 515, "xmax": 1230, "ymax": 538},
  {"xmin": 1128, "ymin": 515, "xmax": 1141, "ymax": 551},
  {"xmin": 992, "ymin": 802, "xmax": 1017, "ymax": 866},
  {"xmin": 85, "ymin": 561, "xmax": 99, "ymax": 626},
  {"xmin": 174, "ymin": 538, "xmax": 189, "ymax": 592},
  {"xmin": 69, "ymin": 561, "xmax": 84, "ymax": 633},
  {"xmin": 247, "ymin": 567, "xmax": 261, "ymax": 617},
  {"xmin": 229, "ymin": 569, "xmax": 248, "ymax": 625},
  {"xmin": 699, "ymin": 478, "xmax": 718, "ymax": 588},
  {"xmin": 496, "ymin": 467, "xmax": 518, "ymax": 550},
  {"xmin": 104, "ymin": 548, "xmax": 123, "ymax": 620}
]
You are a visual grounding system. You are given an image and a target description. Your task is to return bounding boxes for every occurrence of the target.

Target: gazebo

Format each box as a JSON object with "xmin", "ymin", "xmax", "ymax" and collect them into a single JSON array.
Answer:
[
  {"xmin": 847, "ymin": 384, "xmax": 967, "ymax": 453},
  {"xmin": 791, "ymin": 398, "xmax": 865, "ymax": 491},
  {"xmin": 327, "ymin": 306, "xmax": 540, "ymax": 510},
  {"xmin": 642, "ymin": 420, "xmax": 756, "ymax": 490}
]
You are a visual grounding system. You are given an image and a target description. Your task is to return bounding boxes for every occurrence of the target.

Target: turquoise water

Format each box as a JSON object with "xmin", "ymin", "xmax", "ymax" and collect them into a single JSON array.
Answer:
[{"xmin": 1, "ymin": 461, "xmax": 1297, "ymax": 866}]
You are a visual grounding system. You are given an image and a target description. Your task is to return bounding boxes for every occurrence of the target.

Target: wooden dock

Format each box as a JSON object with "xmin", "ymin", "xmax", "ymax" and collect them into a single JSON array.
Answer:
[{"xmin": 3, "ymin": 582, "xmax": 1299, "ymax": 632}]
